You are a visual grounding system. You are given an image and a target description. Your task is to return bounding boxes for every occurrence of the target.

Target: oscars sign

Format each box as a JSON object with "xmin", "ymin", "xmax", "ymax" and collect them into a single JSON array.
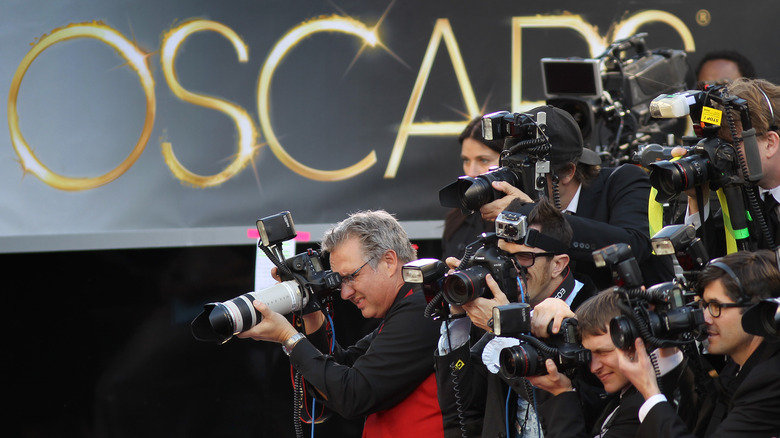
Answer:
[{"xmin": 8, "ymin": 11, "xmax": 694, "ymax": 191}]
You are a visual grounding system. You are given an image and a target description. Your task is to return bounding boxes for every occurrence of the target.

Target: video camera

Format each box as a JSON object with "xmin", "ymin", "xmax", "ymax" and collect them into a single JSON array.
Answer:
[
  {"xmin": 191, "ymin": 211, "xmax": 341, "ymax": 344},
  {"xmin": 439, "ymin": 109, "xmax": 554, "ymax": 213},
  {"xmin": 592, "ymin": 242, "xmax": 705, "ymax": 351},
  {"xmin": 543, "ymin": 33, "xmax": 688, "ymax": 162},
  {"xmin": 491, "ymin": 303, "xmax": 591, "ymax": 378}
]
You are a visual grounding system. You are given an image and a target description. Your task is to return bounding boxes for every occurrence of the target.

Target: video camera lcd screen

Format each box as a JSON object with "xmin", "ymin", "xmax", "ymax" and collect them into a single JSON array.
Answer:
[{"xmin": 541, "ymin": 58, "xmax": 603, "ymax": 98}]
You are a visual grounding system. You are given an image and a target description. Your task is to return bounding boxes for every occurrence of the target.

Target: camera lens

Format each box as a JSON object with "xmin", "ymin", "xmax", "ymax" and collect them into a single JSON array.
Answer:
[
  {"xmin": 648, "ymin": 155, "xmax": 710, "ymax": 202},
  {"xmin": 662, "ymin": 306, "xmax": 705, "ymax": 336},
  {"xmin": 461, "ymin": 177, "xmax": 496, "ymax": 211},
  {"xmin": 609, "ymin": 315, "xmax": 638, "ymax": 350},
  {"xmin": 191, "ymin": 280, "xmax": 305, "ymax": 344},
  {"xmin": 442, "ymin": 266, "xmax": 490, "ymax": 306},
  {"xmin": 499, "ymin": 344, "xmax": 541, "ymax": 378},
  {"xmin": 439, "ymin": 167, "xmax": 523, "ymax": 211}
]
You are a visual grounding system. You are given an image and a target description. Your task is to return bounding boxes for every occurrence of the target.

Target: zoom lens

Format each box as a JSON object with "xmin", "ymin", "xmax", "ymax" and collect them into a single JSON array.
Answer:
[
  {"xmin": 191, "ymin": 280, "xmax": 305, "ymax": 344},
  {"xmin": 648, "ymin": 155, "xmax": 710, "ymax": 202},
  {"xmin": 499, "ymin": 344, "xmax": 542, "ymax": 378},
  {"xmin": 442, "ymin": 266, "xmax": 490, "ymax": 306},
  {"xmin": 439, "ymin": 167, "xmax": 522, "ymax": 212},
  {"xmin": 609, "ymin": 315, "xmax": 639, "ymax": 350}
]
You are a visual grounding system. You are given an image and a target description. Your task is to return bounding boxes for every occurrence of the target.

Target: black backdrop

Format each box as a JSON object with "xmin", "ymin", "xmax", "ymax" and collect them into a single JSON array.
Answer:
[{"xmin": 4, "ymin": 239, "xmax": 441, "ymax": 438}]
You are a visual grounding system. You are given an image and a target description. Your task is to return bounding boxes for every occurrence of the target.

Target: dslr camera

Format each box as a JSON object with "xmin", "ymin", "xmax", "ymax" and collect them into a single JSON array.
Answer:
[
  {"xmin": 644, "ymin": 84, "xmax": 769, "ymax": 248},
  {"xmin": 493, "ymin": 303, "xmax": 592, "ymax": 378},
  {"xmin": 439, "ymin": 110, "xmax": 555, "ymax": 213},
  {"xmin": 191, "ymin": 211, "xmax": 341, "ymax": 344},
  {"xmin": 442, "ymin": 232, "xmax": 518, "ymax": 306},
  {"xmin": 592, "ymin": 242, "xmax": 705, "ymax": 350},
  {"xmin": 645, "ymin": 84, "xmax": 764, "ymax": 199}
]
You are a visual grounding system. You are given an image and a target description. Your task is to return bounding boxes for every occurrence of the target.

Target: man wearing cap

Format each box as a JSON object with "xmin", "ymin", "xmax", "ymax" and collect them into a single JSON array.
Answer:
[
  {"xmin": 435, "ymin": 198, "xmax": 596, "ymax": 438},
  {"xmin": 480, "ymin": 105, "xmax": 670, "ymax": 289}
]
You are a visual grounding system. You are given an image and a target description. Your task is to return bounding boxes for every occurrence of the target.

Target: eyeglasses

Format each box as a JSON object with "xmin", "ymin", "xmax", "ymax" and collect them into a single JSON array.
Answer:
[
  {"xmin": 698, "ymin": 298, "xmax": 752, "ymax": 318},
  {"xmin": 511, "ymin": 251, "xmax": 556, "ymax": 267},
  {"xmin": 340, "ymin": 259, "xmax": 373, "ymax": 288}
]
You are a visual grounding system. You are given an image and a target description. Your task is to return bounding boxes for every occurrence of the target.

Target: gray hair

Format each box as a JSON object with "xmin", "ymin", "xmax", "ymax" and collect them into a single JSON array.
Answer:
[{"xmin": 321, "ymin": 210, "xmax": 416, "ymax": 266}]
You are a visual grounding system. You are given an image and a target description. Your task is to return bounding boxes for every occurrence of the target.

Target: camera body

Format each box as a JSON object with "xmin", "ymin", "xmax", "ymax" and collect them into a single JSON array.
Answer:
[
  {"xmin": 646, "ymin": 85, "xmax": 764, "ymax": 203},
  {"xmin": 647, "ymin": 136, "xmax": 741, "ymax": 204},
  {"xmin": 592, "ymin": 242, "xmax": 705, "ymax": 350},
  {"xmin": 493, "ymin": 303, "xmax": 591, "ymax": 378},
  {"xmin": 191, "ymin": 211, "xmax": 341, "ymax": 344},
  {"xmin": 441, "ymin": 233, "xmax": 518, "ymax": 306},
  {"xmin": 609, "ymin": 281, "xmax": 705, "ymax": 350},
  {"xmin": 743, "ymin": 298, "xmax": 780, "ymax": 339},
  {"xmin": 439, "ymin": 111, "xmax": 552, "ymax": 213}
]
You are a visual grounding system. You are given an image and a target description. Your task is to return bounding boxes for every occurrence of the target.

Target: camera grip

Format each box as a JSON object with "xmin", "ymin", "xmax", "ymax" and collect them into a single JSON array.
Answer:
[{"xmin": 741, "ymin": 128, "xmax": 763, "ymax": 183}]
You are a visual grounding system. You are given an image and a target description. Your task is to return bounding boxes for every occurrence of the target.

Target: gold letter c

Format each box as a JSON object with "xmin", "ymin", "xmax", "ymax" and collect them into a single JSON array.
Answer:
[{"xmin": 257, "ymin": 15, "xmax": 378, "ymax": 181}]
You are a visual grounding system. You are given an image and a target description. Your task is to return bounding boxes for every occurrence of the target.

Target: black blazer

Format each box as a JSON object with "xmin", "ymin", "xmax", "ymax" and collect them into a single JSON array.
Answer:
[
  {"xmin": 539, "ymin": 386, "xmax": 645, "ymax": 438},
  {"xmin": 515, "ymin": 164, "xmax": 673, "ymax": 289},
  {"xmin": 638, "ymin": 340, "xmax": 780, "ymax": 438}
]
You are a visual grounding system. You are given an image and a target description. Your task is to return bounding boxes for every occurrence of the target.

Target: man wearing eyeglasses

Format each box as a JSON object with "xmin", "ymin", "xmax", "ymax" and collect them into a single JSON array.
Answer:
[
  {"xmin": 616, "ymin": 250, "xmax": 780, "ymax": 437},
  {"xmin": 238, "ymin": 210, "xmax": 445, "ymax": 437},
  {"xmin": 435, "ymin": 198, "xmax": 596, "ymax": 438}
]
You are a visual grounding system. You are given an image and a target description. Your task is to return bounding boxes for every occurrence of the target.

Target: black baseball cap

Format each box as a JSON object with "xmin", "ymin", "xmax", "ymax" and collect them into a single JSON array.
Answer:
[{"xmin": 524, "ymin": 105, "xmax": 601, "ymax": 166}]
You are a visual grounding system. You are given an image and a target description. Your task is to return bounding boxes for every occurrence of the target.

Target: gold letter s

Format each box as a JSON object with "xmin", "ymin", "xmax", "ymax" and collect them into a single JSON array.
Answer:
[{"xmin": 160, "ymin": 20, "xmax": 258, "ymax": 187}]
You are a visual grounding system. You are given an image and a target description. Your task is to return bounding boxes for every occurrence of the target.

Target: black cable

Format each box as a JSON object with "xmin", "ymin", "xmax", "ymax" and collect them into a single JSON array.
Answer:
[
  {"xmin": 449, "ymin": 360, "xmax": 470, "ymax": 438},
  {"xmin": 551, "ymin": 175, "xmax": 561, "ymax": 210},
  {"xmin": 724, "ymin": 92, "xmax": 775, "ymax": 248},
  {"xmin": 505, "ymin": 137, "xmax": 548, "ymax": 156},
  {"xmin": 293, "ymin": 371, "xmax": 304, "ymax": 438}
]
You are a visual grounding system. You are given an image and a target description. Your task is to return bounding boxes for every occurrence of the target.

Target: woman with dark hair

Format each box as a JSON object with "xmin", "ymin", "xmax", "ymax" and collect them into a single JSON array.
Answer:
[{"xmin": 441, "ymin": 116, "xmax": 502, "ymax": 259}]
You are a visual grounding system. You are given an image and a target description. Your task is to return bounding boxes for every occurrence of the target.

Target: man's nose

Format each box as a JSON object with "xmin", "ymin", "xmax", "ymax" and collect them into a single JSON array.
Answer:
[
  {"xmin": 340, "ymin": 284, "xmax": 354, "ymax": 300},
  {"xmin": 703, "ymin": 309, "xmax": 714, "ymax": 325},
  {"xmin": 590, "ymin": 356, "xmax": 601, "ymax": 374}
]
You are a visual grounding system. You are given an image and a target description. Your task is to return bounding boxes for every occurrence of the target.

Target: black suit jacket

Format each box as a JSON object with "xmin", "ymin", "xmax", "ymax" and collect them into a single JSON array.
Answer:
[
  {"xmin": 515, "ymin": 164, "xmax": 673, "ymax": 289},
  {"xmin": 638, "ymin": 340, "xmax": 780, "ymax": 438},
  {"xmin": 539, "ymin": 386, "xmax": 645, "ymax": 438}
]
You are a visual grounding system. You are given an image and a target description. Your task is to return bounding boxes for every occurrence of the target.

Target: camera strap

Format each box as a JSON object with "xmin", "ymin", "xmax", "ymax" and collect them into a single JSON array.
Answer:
[{"xmin": 549, "ymin": 265, "xmax": 578, "ymax": 306}]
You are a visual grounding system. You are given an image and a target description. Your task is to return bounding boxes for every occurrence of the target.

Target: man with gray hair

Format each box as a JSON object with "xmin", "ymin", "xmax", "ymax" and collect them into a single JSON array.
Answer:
[{"xmin": 238, "ymin": 210, "xmax": 445, "ymax": 437}]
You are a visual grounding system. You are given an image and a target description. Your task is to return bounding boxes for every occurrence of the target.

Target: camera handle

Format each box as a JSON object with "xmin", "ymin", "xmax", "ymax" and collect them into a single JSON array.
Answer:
[{"xmin": 720, "ymin": 183, "xmax": 753, "ymax": 252}]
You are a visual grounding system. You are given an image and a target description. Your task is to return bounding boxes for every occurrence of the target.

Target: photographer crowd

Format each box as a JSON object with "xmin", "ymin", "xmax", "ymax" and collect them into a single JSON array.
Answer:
[{"xmin": 196, "ymin": 46, "xmax": 780, "ymax": 438}]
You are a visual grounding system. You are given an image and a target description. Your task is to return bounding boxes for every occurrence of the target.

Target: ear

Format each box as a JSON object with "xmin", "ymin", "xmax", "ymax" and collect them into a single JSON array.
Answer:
[
  {"xmin": 550, "ymin": 253, "xmax": 569, "ymax": 278},
  {"xmin": 766, "ymin": 131, "xmax": 780, "ymax": 159},
  {"xmin": 380, "ymin": 249, "xmax": 398, "ymax": 275},
  {"xmin": 557, "ymin": 163, "xmax": 577, "ymax": 185}
]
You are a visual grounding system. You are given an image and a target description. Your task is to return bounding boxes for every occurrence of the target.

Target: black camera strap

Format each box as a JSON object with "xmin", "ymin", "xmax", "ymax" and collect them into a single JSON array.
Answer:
[
  {"xmin": 549, "ymin": 265, "xmax": 578, "ymax": 306},
  {"xmin": 524, "ymin": 228, "xmax": 569, "ymax": 254}
]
